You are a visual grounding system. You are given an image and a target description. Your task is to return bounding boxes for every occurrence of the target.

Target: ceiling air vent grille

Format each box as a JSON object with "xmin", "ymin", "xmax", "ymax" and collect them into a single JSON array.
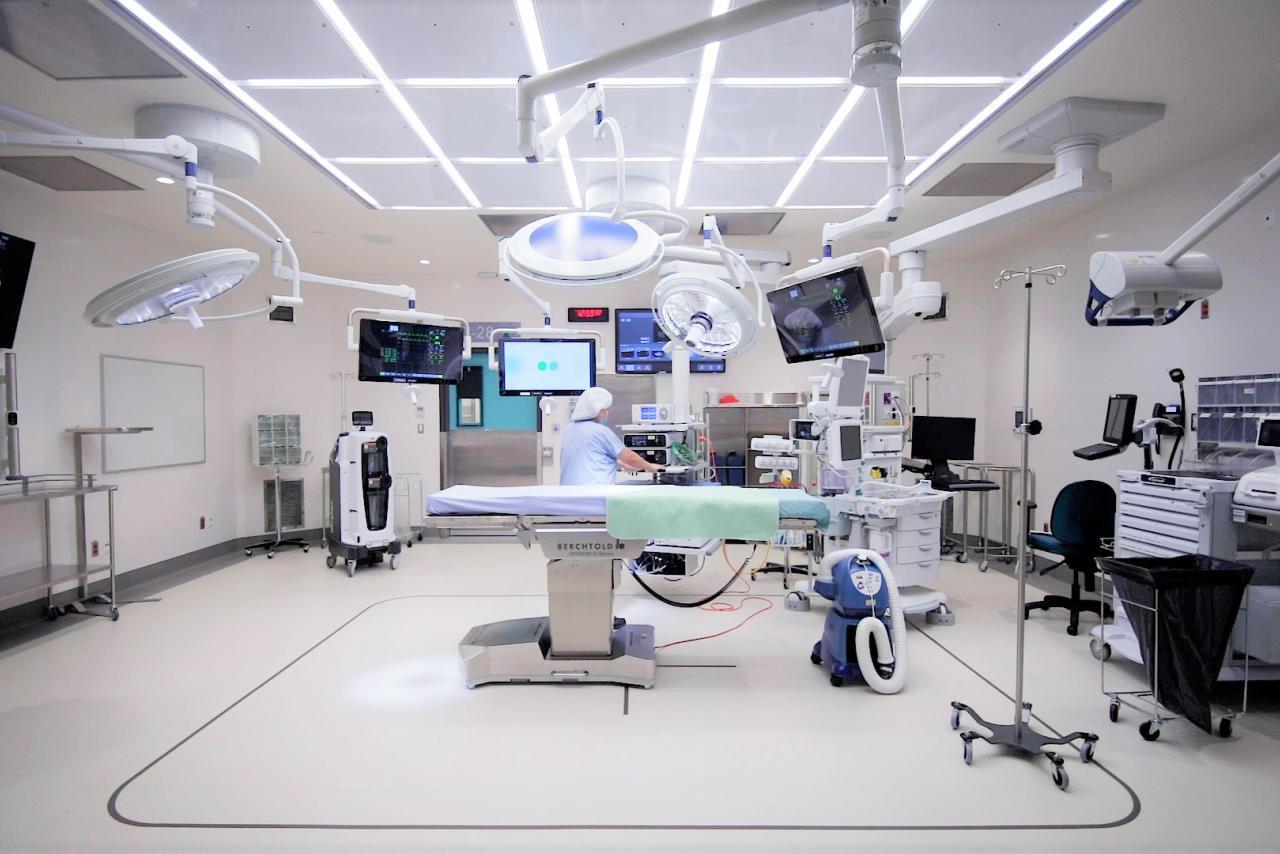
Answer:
[{"xmin": 923, "ymin": 162, "xmax": 1054, "ymax": 197}]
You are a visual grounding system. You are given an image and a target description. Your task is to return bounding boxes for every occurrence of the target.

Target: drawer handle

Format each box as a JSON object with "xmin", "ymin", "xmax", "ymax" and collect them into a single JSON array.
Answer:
[{"xmin": 917, "ymin": 561, "xmax": 934, "ymax": 569}]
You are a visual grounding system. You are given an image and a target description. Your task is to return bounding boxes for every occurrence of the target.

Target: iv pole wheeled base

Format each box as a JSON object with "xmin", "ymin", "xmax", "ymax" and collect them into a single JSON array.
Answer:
[{"xmin": 950, "ymin": 701, "xmax": 1099, "ymax": 791}]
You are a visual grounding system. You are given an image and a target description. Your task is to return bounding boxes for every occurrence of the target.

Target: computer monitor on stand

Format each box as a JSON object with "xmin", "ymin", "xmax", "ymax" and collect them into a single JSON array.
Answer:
[{"xmin": 910, "ymin": 416, "xmax": 977, "ymax": 486}]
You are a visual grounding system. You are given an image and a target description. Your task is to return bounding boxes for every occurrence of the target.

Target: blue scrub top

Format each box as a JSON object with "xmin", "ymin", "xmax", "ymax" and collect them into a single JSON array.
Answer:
[{"xmin": 560, "ymin": 419, "xmax": 625, "ymax": 486}]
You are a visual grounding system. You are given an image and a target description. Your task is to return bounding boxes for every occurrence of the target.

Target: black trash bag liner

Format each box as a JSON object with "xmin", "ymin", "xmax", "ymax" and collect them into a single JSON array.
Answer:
[{"xmin": 1101, "ymin": 555, "xmax": 1254, "ymax": 734}]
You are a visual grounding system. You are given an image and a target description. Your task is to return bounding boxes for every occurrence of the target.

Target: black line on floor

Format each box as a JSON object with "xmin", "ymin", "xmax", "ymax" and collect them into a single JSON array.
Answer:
[
  {"xmin": 108, "ymin": 594, "xmax": 1143, "ymax": 834},
  {"xmin": 622, "ymin": 686, "xmax": 629, "ymax": 715}
]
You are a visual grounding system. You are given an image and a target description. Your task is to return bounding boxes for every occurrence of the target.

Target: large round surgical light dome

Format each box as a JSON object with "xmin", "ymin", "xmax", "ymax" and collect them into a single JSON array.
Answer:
[{"xmin": 506, "ymin": 211, "xmax": 664, "ymax": 286}]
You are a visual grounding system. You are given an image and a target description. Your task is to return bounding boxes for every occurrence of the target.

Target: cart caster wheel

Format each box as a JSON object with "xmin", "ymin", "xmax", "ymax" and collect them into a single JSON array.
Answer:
[
  {"xmin": 390, "ymin": 553, "xmax": 399, "ymax": 570},
  {"xmin": 1079, "ymin": 739, "xmax": 1096, "ymax": 764},
  {"xmin": 1218, "ymin": 717, "xmax": 1233, "ymax": 739},
  {"xmin": 962, "ymin": 739, "xmax": 973, "ymax": 765},
  {"xmin": 326, "ymin": 555, "xmax": 337, "ymax": 569},
  {"xmin": 302, "ymin": 546, "xmax": 309, "ymax": 554},
  {"xmin": 979, "ymin": 560, "xmax": 991, "ymax": 572},
  {"xmin": 110, "ymin": 607, "xmax": 120, "ymax": 622},
  {"xmin": 829, "ymin": 674, "xmax": 844, "ymax": 688},
  {"xmin": 417, "ymin": 532, "xmax": 424, "ymax": 542},
  {"xmin": 956, "ymin": 552, "xmax": 969, "ymax": 564},
  {"xmin": 266, "ymin": 552, "xmax": 274, "ymax": 560},
  {"xmin": 406, "ymin": 540, "xmax": 413, "ymax": 548},
  {"xmin": 346, "ymin": 560, "xmax": 357, "ymax": 578},
  {"xmin": 1091, "ymin": 639, "xmax": 1112, "ymax": 662},
  {"xmin": 1109, "ymin": 701, "xmax": 1120, "ymax": 723},
  {"xmin": 244, "ymin": 549, "xmax": 253, "ymax": 558},
  {"xmin": 1066, "ymin": 623, "xmax": 1079, "ymax": 637},
  {"xmin": 810, "ymin": 652, "xmax": 822, "ymax": 666},
  {"xmin": 1139, "ymin": 720, "xmax": 1161, "ymax": 741},
  {"xmin": 950, "ymin": 708, "xmax": 961, "ymax": 731},
  {"xmin": 42, "ymin": 606, "xmax": 59, "ymax": 622},
  {"xmin": 1052, "ymin": 765, "xmax": 1069, "ymax": 791}
]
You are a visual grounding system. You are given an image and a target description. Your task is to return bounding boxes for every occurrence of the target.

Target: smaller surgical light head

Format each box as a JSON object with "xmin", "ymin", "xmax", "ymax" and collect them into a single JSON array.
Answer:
[
  {"xmin": 652, "ymin": 272, "xmax": 757, "ymax": 358},
  {"xmin": 84, "ymin": 248, "xmax": 259, "ymax": 328}
]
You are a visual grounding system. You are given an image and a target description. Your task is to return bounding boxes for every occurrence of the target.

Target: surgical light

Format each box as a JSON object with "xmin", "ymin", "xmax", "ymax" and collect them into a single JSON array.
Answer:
[
  {"xmin": 505, "ymin": 211, "xmax": 664, "ymax": 287},
  {"xmin": 84, "ymin": 248, "xmax": 259, "ymax": 329},
  {"xmin": 652, "ymin": 272, "xmax": 757, "ymax": 358}
]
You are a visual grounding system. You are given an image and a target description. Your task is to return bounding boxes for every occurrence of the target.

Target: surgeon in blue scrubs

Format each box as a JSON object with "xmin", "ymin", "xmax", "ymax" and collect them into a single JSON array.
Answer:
[{"xmin": 561, "ymin": 387, "xmax": 663, "ymax": 486}]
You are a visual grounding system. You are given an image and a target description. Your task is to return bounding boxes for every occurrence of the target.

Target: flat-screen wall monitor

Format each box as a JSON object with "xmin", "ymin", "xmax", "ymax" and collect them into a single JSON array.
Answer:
[
  {"xmin": 1103, "ymin": 394, "xmax": 1138, "ymax": 445},
  {"xmin": 767, "ymin": 264, "xmax": 886, "ymax": 364},
  {"xmin": 614, "ymin": 308, "xmax": 725, "ymax": 374},
  {"xmin": 0, "ymin": 231, "xmax": 36, "ymax": 350},
  {"xmin": 911, "ymin": 415, "xmax": 976, "ymax": 464},
  {"xmin": 499, "ymin": 338, "xmax": 596, "ymax": 397},
  {"xmin": 1257, "ymin": 418, "xmax": 1280, "ymax": 449},
  {"xmin": 358, "ymin": 319, "xmax": 464, "ymax": 384}
]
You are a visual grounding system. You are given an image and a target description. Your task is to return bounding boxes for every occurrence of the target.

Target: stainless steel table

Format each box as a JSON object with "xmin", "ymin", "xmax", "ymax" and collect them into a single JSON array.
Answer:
[{"xmin": 957, "ymin": 463, "xmax": 1036, "ymax": 571}]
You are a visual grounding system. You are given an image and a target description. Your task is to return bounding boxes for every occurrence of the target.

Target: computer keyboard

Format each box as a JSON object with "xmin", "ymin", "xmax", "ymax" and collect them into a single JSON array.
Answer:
[{"xmin": 1074, "ymin": 442, "xmax": 1121, "ymax": 461}]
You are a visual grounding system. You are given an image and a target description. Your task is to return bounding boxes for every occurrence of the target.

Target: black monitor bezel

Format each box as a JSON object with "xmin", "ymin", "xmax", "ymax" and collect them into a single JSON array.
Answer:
[
  {"xmin": 1102, "ymin": 394, "xmax": 1138, "ymax": 446},
  {"xmin": 357, "ymin": 318, "xmax": 465, "ymax": 385},
  {"xmin": 614, "ymin": 308, "xmax": 726, "ymax": 374},
  {"xmin": 497, "ymin": 337, "xmax": 597, "ymax": 397},
  {"xmin": 0, "ymin": 231, "xmax": 36, "ymax": 350},
  {"xmin": 767, "ymin": 263, "xmax": 886, "ymax": 364},
  {"xmin": 910, "ymin": 415, "xmax": 977, "ymax": 463}
]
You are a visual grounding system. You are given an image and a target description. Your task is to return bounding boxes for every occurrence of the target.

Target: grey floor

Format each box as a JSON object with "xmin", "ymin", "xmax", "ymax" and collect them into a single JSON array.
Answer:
[{"xmin": 1, "ymin": 539, "xmax": 1278, "ymax": 852}]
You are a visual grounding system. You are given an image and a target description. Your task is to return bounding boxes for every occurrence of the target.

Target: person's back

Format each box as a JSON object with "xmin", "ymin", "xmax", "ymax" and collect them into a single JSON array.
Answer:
[{"xmin": 560, "ymin": 418, "xmax": 624, "ymax": 486}]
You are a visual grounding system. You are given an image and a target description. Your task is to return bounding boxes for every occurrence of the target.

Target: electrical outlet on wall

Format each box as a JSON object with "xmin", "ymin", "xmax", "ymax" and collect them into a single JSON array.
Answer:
[
  {"xmin": 199, "ymin": 515, "xmax": 206, "ymax": 530},
  {"xmin": 90, "ymin": 540, "xmax": 99, "ymax": 558}
]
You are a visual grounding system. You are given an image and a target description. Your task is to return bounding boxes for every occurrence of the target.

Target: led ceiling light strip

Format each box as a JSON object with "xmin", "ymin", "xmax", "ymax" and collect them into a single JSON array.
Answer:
[
  {"xmin": 514, "ymin": 0, "xmax": 583, "ymax": 209},
  {"xmin": 905, "ymin": 0, "xmax": 1134, "ymax": 186},
  {"xmin": 314, "ymin": 0, "xmax": 481, "ymax": 207},
  {"xmin": 332, "ymin": 156, "xmax": 436, "ymax": 165},
  {"xmin": 774, "ymin": 0, "xmax": 932, "ymax": 207},
  {"xmin": 240, "ymin": 77, "xmax": 377, "ymax": 89},
  {"xmin": 715, "ymin": 76, "xmax": 848, "ymax": 87},
  {"xmin": 674, "ymin": 0, "xmax": 733, "ymax": 208},
  {"xmin": 112, "ymin": 0, "xmax": 380, "ymax": 207}
]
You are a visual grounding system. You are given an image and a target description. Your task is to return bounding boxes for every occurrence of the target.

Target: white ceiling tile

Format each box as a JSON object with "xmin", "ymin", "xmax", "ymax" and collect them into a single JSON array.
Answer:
[
  {"xmin": 538, "ymin": 0, "xmax": 709, "ymax": 79},
  {"xmin": 251, "ymin": 88, "xmax": 423, "ymax": 158},
  {"xmin": 684, "ymin": 163, "xmax": 794, "ymax": 208},
  {"xmin": 461, "ymin": 162, "xmax": 572, "ymax": 208},
  {"xmin": 567, "ymin": 86, "xmax": 695, "ymax": 158},
  {"xmin": 700, "ymin": 85, "xmax": 850, "ymax": 158},
  {"xmin": 903, "ymin": 0, "xmax": 1103, "ymax": 77},
  {"xmin": 143, "ymin": 0, "xmax": 367, "ymax": 79},
  {"xmin": 403, "ymin": 87, "xmax": 519, "ymax": 158},
  {"xmin": 785, "ymin": 161, "xmax": 888, "ymax": 207},
  {"xmin": 716, "ymin": 3, "xmax": 851, "ymax": 77},
  {"xmin": 339, "ymin": 163, "xmax": 471, "ymax": 207},
  {"xmin": 825, "ymin": 86, "xmax": 1003, "ymax": 157},
  {"xmin": 341, "ymin": 0, "xmax": 530, "ymax": 78}
]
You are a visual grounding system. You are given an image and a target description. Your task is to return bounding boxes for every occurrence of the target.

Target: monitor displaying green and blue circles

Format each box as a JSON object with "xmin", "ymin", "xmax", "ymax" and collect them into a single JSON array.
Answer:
[{"xmin": 499, "ymin": 338, "xmax": 596, "ymax": 396}]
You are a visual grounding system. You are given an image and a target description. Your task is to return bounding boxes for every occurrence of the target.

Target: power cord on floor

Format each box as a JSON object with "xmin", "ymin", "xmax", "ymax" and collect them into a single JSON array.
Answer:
[
  {"xmin": 655, "ymin": 596, "xmax": 774, "ymax": 650},
  {"xmin": 628, "ymin": 545, "xmax": 760, "ymax": 608}
]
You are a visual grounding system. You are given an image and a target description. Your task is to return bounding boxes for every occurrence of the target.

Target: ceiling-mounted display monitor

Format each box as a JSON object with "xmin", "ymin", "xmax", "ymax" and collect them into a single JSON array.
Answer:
[
  {"xmin": 767, "ymin": 264, "xmax": 886, "ymax": 364},
  {"xmin": 615, "ymin": 308, "xmax": 726, "ymax": 374},
  {"xmin": 0, "ymin": 231, "xmax": 36, "ymax": 350},
  {"xmin": 358, "ymin": 319, "xmax": 464, "ymax": 384},
  {"xmin": 499, "ymin": 338, "xmax": 596, "ymax": 397}
]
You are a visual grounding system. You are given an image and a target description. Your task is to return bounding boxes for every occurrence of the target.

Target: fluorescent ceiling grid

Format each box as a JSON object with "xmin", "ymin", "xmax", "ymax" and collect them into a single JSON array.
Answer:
[
  {"xmin": 674, "ymin": 0, "xmax": 733, "ymax": 207},
  {"xmin": 241, "ymin": 78, "xmax": 376, "ymax": 88},
  {"xmin": 314, "ymin": 0, "xmax": 481, "ymax": 207},
  {"xmin": 514, "ymin": 0, "xmax": 582, "ymax": 208},
  {"xmin": 112, "ymin": 0, "xmax": 380, "ymax": 206}
]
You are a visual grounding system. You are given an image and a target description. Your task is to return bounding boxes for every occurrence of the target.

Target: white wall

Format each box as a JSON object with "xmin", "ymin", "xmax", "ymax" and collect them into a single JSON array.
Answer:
[{"xmin": 952, "ymin": 124, "xmax": 1280, "ymax": 533}]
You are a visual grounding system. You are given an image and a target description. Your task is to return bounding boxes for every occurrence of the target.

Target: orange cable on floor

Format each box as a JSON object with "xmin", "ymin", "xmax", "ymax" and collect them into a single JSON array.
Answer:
[{"xmin": 655, "ymin": 596, "xmax": 774, "ymax": 650}]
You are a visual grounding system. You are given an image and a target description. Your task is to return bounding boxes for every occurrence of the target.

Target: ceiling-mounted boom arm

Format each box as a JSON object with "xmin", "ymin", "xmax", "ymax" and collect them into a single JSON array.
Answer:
[{"xmin": 516, "ymin": 0, "xmax": 846, "ymax": 159}]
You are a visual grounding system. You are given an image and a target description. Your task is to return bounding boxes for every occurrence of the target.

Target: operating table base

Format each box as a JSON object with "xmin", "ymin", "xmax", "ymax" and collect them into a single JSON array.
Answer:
[{"xmin": 459, "ymin": 617, "xmax": 657, "ymax": 689}]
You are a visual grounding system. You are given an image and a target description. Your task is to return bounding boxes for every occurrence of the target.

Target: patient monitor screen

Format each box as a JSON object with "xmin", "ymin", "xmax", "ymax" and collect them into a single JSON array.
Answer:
[
  {"xmin": 1103, "ymin": 394, "xmax": 1138, "ymax": 445},
  {"xmin": 767, "ymin": 264, "xmax": 885, "ymax": 364},
  {"xmin": 358, "ymin": 319, "xmax": 464, "ymax": 384},
  {"xmin": 499, "ymin": 338, "xmax": 596, "ymax": 397}
]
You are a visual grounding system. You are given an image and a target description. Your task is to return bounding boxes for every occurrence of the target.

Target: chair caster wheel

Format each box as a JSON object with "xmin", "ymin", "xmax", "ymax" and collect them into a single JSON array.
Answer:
[
  {"xmin": 1091, "ymin": 639, "xmax": 1112, "ymax": 661},
  {"xmin": 1139, "ymin": 720, "xmax": 1161, "ymax": 741},
  {"xmin": 1218, "ymin": 717, "xmax": 1233, "ymax": 738},
  {"xmin": 1066, "ymin": 624, "xmax": 1079, "ymax": 636},
  {"xmin": 829, "ymin": 674, "xmax": 844, "ymax": 687},
  {"xmin": 1109, "ymin": 701, "xmax": 1120, "ymax": 723}
]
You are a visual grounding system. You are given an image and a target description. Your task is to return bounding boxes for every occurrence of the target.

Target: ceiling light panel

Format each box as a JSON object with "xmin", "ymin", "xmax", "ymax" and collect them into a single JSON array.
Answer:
[
  {"xmin": 338, "ymin": 163, "xmax": 471, "ymax": 208},
  {"xmin": 823, "ymin": 85, "xmax": 1005, "ymax": 158},
  {"xmin": 902, "ymin": 0, "xmax": 1103, "ymax": 77},
  {"xmin": 141, "ymin": 0, "xmax": 366, "ymax": 78},
  {"xmin": 783, "ymin": 161, "xmax": 901, "ymax": 208},
  {"xmin": 537, "ymin": 0, "xmax": 708, "ymax": 78},
  {"xmin": 0, "ymin": 0, "xmax": 180, "ymax": 79},
  {"xmin": 698, "ymin": 85, "xmax": 851, "ymax": 158},
  {"xmin": 460, "ymin": 162, "xmax": 573, "ymax": 210},
  {"xmin": 401, "ymin": 87, "xmax": 523, "ymax": 158},
  {"xmin": 250, "ymin": 88, "xmax": 426, "ymax": 158},
  {"xmin": 684, "ymin": 162, "xmax": 796, "ymax": 209},
  {"xmin": 338, "ymin": 0, "xmax": 531, "ymax": 78},
  {"xmin": 715, "ymin": 2, "xmax": 849, "ymax": 77},
  {"xmin": 566, "ymin": 88, "xmax": 696, "ymax": 159}
]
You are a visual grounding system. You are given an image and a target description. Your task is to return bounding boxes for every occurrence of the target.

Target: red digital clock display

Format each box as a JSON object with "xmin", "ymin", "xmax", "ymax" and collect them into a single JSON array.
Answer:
[{"xmin": 568, "ymin": 307, "xmax": 610, "ymax": 323}]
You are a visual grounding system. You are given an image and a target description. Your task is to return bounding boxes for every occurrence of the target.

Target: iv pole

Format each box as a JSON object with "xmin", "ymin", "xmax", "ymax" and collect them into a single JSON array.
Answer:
[
  {"xmin": 948, "ymin": 264, "xmax": 1099, "ymax": 792},
  {"xmin": 909, "ymin": 352, "xmax": 944, "ymax": 416}
]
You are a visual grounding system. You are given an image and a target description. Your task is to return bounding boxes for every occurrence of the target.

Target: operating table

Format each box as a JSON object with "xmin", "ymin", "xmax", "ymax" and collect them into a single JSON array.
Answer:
[{"xmin": 423, "ymin": 484, "xmax": 829, "ymax": 689}]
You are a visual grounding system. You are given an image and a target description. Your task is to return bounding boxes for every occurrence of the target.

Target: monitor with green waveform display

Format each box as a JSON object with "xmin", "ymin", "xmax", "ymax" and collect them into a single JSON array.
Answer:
[{"xmin": 358, "ymin": 319, "xmax": 464, "ymax": 384}]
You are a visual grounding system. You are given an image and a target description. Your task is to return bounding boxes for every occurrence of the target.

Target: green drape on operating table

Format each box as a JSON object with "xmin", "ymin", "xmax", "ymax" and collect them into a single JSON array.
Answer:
[{"xmin": 605, "ymin": 485, "xmax": 780, "ymax": 541}]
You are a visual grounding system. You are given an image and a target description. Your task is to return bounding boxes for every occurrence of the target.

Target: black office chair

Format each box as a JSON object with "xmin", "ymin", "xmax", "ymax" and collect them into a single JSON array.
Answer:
[{"xmin": 1023, "ymin": 480, "xmax": 1116, "ymax": 636}]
